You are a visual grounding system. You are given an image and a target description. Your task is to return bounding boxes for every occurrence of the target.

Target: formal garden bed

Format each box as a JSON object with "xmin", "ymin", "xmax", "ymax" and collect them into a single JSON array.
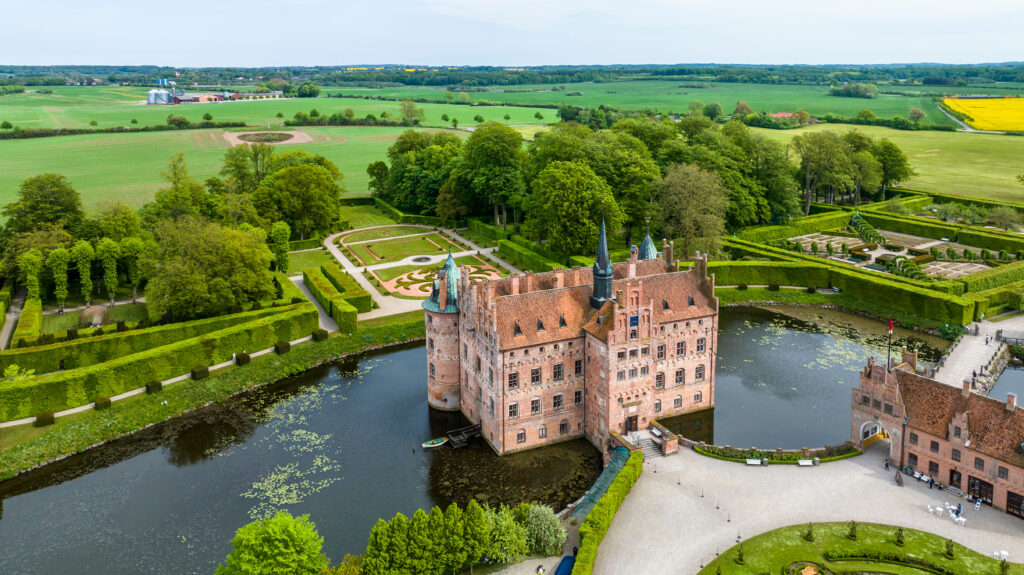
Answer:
[
  {"xmin": 698, "ymin": 522, "xmax": 1022, "ymax": 575},
  {"xmin": 366, "ymin": 254, "xmax": 503, "ymax": 298},
  {"xmin": 339, "ymin": 225, "xmax": 431, "ymax": 243},
  {"xmin": 693, "ymin": 442, "xmax": 862, "ymax": 464},
  {"xmin": 342, "ymin": 231, "xmax": 467, "ymax": 266}
]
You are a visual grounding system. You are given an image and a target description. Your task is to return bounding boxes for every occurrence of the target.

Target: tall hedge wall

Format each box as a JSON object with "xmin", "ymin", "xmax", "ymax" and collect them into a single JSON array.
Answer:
[
  {"xmin": 858, "ymin": 212, "xmax": 960, "ymax": 241},
  {"xmin": 303, "ymin": 267, "xmax": 358, "ymax": 331},
  {"xmin": 709, "ymin": 261, "xmax": 831, "ymax": 287},
  {"xmin": 497, "ymin": 240, "xmax": 566, "ymax": 273},
  {"xmin": 372, "ymin": 197, "xmax": 456, "ymax": 226},
  {"xmin": 0, "ymin": 305, "xmax": 318, "ymax": 421},
  {"xmin": 467, "ymin": 218, "xmax": 510, "ymax": 242},
  {"xmin": 904, "ymin": 188, "xmax": 1024, "ymax": 215},
  {"xmin": 11, "ymin": 299, "xmax": 42, "ymax": 348},
  {"xmin": 957, "ymin": 260, "xmax": 1024, "ymax": 293},
  {"xmin": 573, "ymin": 451, "xmax": 644, "ymax": 575},
  {"xmin": 320, "ymin": 262, "xmax": 373, "ymax": 312},
  {"xmin": 736, "ymin": 211, "xmax": 852, "ymax": 243},
  {"xmin": 0, "ymin": 279, "xmax": 14, "ymax": 311},
  {"xmin": 957, "ymin": 229, "xmax": 1024, "ymax": 255},
  {"xmin": 0, "ymin": 305, "xmax": 293, "ymax": 374},
  {"xmin": 274, "ymin": 273, "xmax": 307, "ymax": 304}
]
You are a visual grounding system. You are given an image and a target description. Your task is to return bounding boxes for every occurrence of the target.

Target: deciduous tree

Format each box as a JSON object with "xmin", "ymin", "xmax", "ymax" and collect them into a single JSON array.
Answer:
[
  {"xmin": 525, "ymin": 161, "xmax": 624, "ymax": 255},
  {"xmin": 653, "ymin": 163, "xmax": 728, "ymax": 259},
  {"xmin": 95, "ymin": 199, "xmax": 142, "ymax": 241},
  {"xmin": 17, "ymin": 249, "xmax": 44, "ymax": 300},
  {"xmin": 909, "ymin": 107, "xmax": 927, "ymax": 123},
  {"xmin": 96, "ymin": 237, "xmax": 120, "ymax": 306},
  {"xmin": 70, "ymin": 240, "xmax": 95, "ymax": 305},
  {"xmin": 850, "ymin": 150, "xmax": 883, "ymax": 206},
  {"xmin": 871, "ymin": 138, "xmax": 916, "ymax": 198},
  {"xmin": 253, "ymin": 165, "xmax": 343, "ymax": 240},
  {"xmin": 269, "ymin": 221, "xmax": 291, "ymax": 272},
  {"xmin": 734, "ymin": 101, "xmax": 755, "ymax": 115},
  {"xmin": 120, "ymin": 237, "xmax": 146, "ymax": 303},
  {"xmin": 458, "ymin": 122, "xmax": 525, "ymax": 229},
  {"xmin": 2, "ymin": 173, "xmax": 84, "ymax": 236},
  {"xmin": 140, "ymin": 153, "xmax": 212, "ymax": 223},
  {"xmin": 216, "ymin": 511, "xmax": 327, "ymax": 575},
  {"xmin": 46, "ymin": 247, "xmax": 70, "ymax": 313}
]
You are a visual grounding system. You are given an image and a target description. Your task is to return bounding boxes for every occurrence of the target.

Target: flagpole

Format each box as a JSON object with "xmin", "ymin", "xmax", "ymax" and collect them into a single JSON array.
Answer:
[{"xmin": 886, "ymin": 316, "xmax": 893, "ymax": 371}]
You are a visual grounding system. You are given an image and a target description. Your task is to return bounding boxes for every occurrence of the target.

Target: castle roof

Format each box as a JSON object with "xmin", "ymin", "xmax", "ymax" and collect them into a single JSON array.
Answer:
[
  {"xmin": 894, "ymin": 368, "xmax": 1024, "ymax": 468},
  {"xmin": 422, "ymin": 249, "xmax": 461, "ymax": 314},
  {"xmin": 638, "ymin": 230, "xmax": 658, "ymax": 261}
]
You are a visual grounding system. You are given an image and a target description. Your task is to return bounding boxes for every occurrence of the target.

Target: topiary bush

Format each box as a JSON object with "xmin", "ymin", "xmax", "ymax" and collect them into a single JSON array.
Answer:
[
  {"xmin": 275, "ymin": 340, "xmax": 291, "ymax": 354},
  {"xmin": 236, "ymin": 351, "xmax": 250, "ymax": 366},
  {"xmin": 312, "ymin": 329, "xmax": 328, "ymax": 342},
  {"xmin": 94, "ymin": 396, "xmax": 111, "ymax": 410},
  {"xmin": 116, "ymin": 320, "xmax": 127, "ymax": 332},
  {"xmin": 737, "ymin": 283, "xmax": 747, "ymax": 290},
  {"xmin": 191, "ymin": 365, "xmax": 209, "ymax": 380},
  {"xmin": 807, "ymin": 285, "xmax": 817, "ymax": 293},
  {"xmin": 146, "ymin": 380, "xmax": 163, "ymax": 394},
  {"xmin": 768, "ymin": 283, "xmax": 780, "ymax": 291},
  {"xmin": 34, "ymin": 411, "xmax": 55, "ymax": 426}
]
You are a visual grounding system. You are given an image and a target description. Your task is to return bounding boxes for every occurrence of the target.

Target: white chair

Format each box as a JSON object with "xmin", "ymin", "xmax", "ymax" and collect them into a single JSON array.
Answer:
[
  {"xmin": 955, "ymin": 516, "xmax": 966, "ymax": 526},
  {"xmin": 928, "ymin": 505, "xmax": 934, "ymax": 515},
  {"xmin": 975, "ymin": 499, "xmax": 983, "ymax": 511}
]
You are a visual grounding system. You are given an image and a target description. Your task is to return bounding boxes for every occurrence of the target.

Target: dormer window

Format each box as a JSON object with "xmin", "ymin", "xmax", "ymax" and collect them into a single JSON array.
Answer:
[
  {"xmin": 513, "ymin": 321, "xmax": 522, "ymax": 336},
  {"xmin": 688, "ymin": 296, "xmax": 695, "ymax": 306},
  {"xmin": 662, "ymin": 299, "xmax": 670, "ymax": 311},
  {"xmin": 537, "ymin": 318, "xmax": 545, "ymax": 331},
  {"xmin": 559, "ymin": 315, "xmax": 567, "ymax": 328}
]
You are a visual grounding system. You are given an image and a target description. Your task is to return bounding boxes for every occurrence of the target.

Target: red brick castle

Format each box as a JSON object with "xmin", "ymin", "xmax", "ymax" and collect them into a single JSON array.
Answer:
[{"xmin": 424, "ymin": 218, "xmax": 719, "ymax": 455}]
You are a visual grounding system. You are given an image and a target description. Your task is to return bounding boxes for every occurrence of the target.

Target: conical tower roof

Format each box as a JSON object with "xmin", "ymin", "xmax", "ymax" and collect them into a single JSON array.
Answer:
[
  {"xmin": 590, "ymin": 214, "xmax": 614, "ymax": 309},
  {"xmin": 422, "ymin": 248, "xmax": 461, "ymax": 313},
  {"xmin": 638, "ymin": 222, "xmax": 658, "ymax": 261}
]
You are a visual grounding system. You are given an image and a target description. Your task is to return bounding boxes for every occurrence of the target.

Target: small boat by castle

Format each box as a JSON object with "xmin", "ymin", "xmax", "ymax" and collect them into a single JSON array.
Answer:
[{"xmin": 422, "ymin": 437, "xmax": 448, "ymax": 449}]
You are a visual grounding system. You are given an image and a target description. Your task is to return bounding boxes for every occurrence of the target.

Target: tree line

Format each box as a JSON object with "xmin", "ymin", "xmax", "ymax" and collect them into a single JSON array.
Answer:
[{"xmin": 3, "ymin": 142, "xmax": 346, "ymax": 321}]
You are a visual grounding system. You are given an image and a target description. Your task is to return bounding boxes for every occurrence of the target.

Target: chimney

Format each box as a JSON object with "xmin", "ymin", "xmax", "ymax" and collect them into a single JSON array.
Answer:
[
  {"xmin": 663, "ymin": 240, "xmax": 674, "ymax": 268},
  {"xmin": 962, "ymin": 379, "xmax": 972, "ymax": 397},
  {"xmin": 628, "ymin": 247, "xmax": 637, "ymax": 279},
  {"xmin": 1008, "ymin": 393, "xmax": 1018, "ymax": 411},
  {"xmin": 438, "ymin": 273, "xmax": 448, "ymax": 312},
  {"xmin": 510, "ymin": 275, "xmax": 520, "ymax": 295},
  {"xmin": 554, "ymin": 269, "xmax": 564, "ymax": 289}
]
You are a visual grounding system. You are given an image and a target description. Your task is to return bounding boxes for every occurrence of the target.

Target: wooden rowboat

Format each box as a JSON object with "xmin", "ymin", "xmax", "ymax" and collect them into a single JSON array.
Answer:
[{"xmin": 422, "ymin": 437, "xmax": 448, "ymax": 449}]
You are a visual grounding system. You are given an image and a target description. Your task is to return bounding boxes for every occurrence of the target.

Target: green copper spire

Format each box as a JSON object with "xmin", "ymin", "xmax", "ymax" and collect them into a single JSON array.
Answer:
[
  {"xmin": 591, "ymin": 214, "xmax": 613, "ymax": 309},
  {"xmin": 638, "ymin": 220, "xmax": 658, "ymax": 261},
  {"xmin": 422, "ymin": 248, "xmax": 461, "ymax": 313}
]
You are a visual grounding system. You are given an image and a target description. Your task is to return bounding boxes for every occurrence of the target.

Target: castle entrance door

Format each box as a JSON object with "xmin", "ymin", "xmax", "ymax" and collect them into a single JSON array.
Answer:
[
  {"xmin": 949, "ymin": 470, "xmax": 962, "ymax": 491},
  {"xmin": 625, "ymin": 416, "xmax": 638, "ymax": 432}
]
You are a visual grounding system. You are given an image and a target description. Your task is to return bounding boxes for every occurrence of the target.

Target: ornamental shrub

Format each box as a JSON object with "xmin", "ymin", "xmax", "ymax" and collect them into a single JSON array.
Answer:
[
  {"xmin": 518, "ymin": 504, "xmax": 566, "ymax": 556},
  {"xmin": 807, "ymin": 285, "xmax": 816, "ymax": 293},
  {"xmin": 275, "ymin": 341, "xmax": 291, "ymax": 354},
  {"xmin": 737, "ymin": 284, "xmax": 747, "ymax": 290},
  {"xmin": 191, "ymin": 365, "xmax": 210, "ymax": 380},
  {"xmin": 312, "ymin": 329, "xmax": 328, "ymax": 342},
  {"xmin": 34, "ymin": 411, "xmax": 54, "ymax": 426},
  {"xmin": 575, "ymin": 452, "xmax": 643, "ymax": 575},
  {"xmin": 236, "ymin": 352, "xmax": 250, "ymax": 366},
  {"xmin": 216, "ymin": 511, "xmax": 327, "ymax": 575},
  {"xmin": 146, "ymin": 380, "xmax": 163, "ymax": 394},
  {"xmin": 116, "ymin": 320, "xmax": 127, "ymax": 332},
  {"xmin": 94, "ymin": 396, "xmax": 111, "ymax": 410},
  {"xmin": 768, "ymin": 283, "xmax": 780, "ymax": 291}
]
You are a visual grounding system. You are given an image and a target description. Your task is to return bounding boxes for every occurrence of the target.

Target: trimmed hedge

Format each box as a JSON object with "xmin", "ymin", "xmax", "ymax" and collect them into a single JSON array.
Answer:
[
  {"xmin": 303, "ymin": 267, "xmax": 358, "ymax": 332},
  {"xmin": 34, "ymin": 411, "xmax": 54, "ymax": 427},
  {"xmin": 0, "ymin": 305, "xmax": 292, "ymax": 374},
  {"xmin": 146, "ymin": 380, "xmax": 162, "ymax": 394},
  {"xmin": 709, "ymin": 261, "xmax": 830, "ymax": 288},
  {"xmin": 497, "ymin": 240, "xmax": 566, "ymax": 273},
  {"xmin": 321, "ymin": 261, "xmax": 372, "ymax": 312},
  {"xmin": 957, "ymin": 228, "xmax": 1024, "ymax": 255},
  {"xmin": 0, "ymin": 279, "xmax": 14, "ymax": 311},
  {"xmin": 275, "ymin": 340, "xmax": 291, "ymax": 354},
  {"xmin": 93, "ymin": 396, "xmax": 111, "ymax": 410},
  {"xmin": 569, "ymin": 255, "xmax": 595, "ymax": 268},
  {"xmin": 273, "ymin": 272, "xmax": 307, "ymax": 305},
  {"xmin": 373, "ymin": 197, "xmax": 456, "ymax": 226},
  {"xmin": 312, "ymin": 328, "xmax": 328, "ymax": 341},
  {"xmin": 288, "ymin": 238, "xmax": 323, "ymax": 251},
  {"xmin": 191, "ymin": 365, "xmax": 209, "ymax": 380},
  {"xmin": 737, "ymin": 211, "xmax": 852, "ymax": 243},
  {"xmin": 905, "ymin": 187, "xmax": 1024, "ymax": 215},
  {"xmin": 236, "ymin": 352, "xmax": 250, "ymax": 366},
  {"xmin": 0, "ymin": 304, "xmax": 318, "ymax": 421},
  {"xmin": 467, "ymin": 218, "xmax": 510, "ymax": 242},
  {"xmin": 958, "ymin": 260, "xmax": 1024, "ymax": 293},
  {"xmin": 573, "ymin": 451, "xmax": 644, "ymax": 575},
  {"xmin": 858, "ymin": 211, "xmax": 960, "ymax": 241},
  {"xmin": 11, "ymin": 298, "xmax": 43, "ymax": 348}
]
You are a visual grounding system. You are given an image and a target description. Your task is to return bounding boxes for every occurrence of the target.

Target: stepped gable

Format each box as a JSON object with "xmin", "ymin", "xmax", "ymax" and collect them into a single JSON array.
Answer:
[{"xmin": 895, "ymin": 368, "xmax": 1024, "ymax": 467}]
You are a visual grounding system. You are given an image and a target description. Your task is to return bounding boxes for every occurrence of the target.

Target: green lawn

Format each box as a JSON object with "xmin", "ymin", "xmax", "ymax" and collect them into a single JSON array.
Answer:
[
  {"xmin": 339, "ymin": 204, "xmax": 399, "ymax": 228},
  {"xmin": 698, "ymin": 522, "xmax": 1023, "ymax": 575},
  {"xmin": 341, "ymin": 225, "xmax": 430, "ymax": 243},
  {"xmin": 350, "ymin": 233, "xmax": 458, "ymax": 265},
  {"xmin": 326, "ymin": 81, "xmax": 982, "ymax": 127},
  {"xmin": 0, "ymin": 87, "xmax": 557, "ymax": 131},
  {"xmin": 41, "ymin": 303, "xmax": 149, "ymax": 334},
  {"xmin": 286, "ymin": 248, "xmax": 334, "ymax": 274},
  {"xmin": 0, "ymin": 126, "xmax": 461, "ymax": 210},
  {"xmin": 372, "ymin": 254, "xmax": 492, "ymax": 282},
  {"xmin": 752, "ymin": 124, "xmax": 1024, "ymax": 202}
]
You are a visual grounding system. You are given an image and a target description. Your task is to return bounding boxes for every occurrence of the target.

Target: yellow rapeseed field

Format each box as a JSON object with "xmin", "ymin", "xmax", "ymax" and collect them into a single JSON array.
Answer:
[{"xmin": 942, "ymin": 97, "xmax": 1024, "ymax": 131}]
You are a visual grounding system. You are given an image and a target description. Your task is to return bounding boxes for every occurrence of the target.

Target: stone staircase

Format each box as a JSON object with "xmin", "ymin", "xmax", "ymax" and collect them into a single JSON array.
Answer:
[{"xmin": 639, "ymin": 437, "xmax": 662, "ymax": 458}]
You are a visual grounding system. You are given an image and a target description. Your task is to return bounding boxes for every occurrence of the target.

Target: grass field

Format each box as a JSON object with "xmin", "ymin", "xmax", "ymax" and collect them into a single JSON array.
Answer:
[
  {"xmin": 349, "ymin": 233, "xmax": 459, "ymax": 265},
  {"xmin": 752, "ymin": 124, "xmax": 1024, "ymax": 202},
  {"xmin": 340, "ymin": 225, "xmax": 430, "ymax": 243},
  {"xmin": 285, "ymin": 248, "xmax": 333, "ymax": 274},
  {"xmin": 325, "ymin": 81, "xmax": 982, "ymax": 127},
  {"xmin": 943, "ymin": 97, "xmax": 1024, "ymax": 131},
  {"xmin": 0, "ymin": 126, "xmax": 463, "ymax": 210},
  {"xmin": 41, "ymin": 303, "xmax": 148, "ymax": 334},
  {"xmin": 0, "ymin": 86, "xmax": 555, "ymax": 130},
  {"xmin": 339, "ymin": 204, "xmax": 399, "ymax": 228},
  {"xmin": 698, "ymin": 522, "xmax": 1023, "ymax": 575}
]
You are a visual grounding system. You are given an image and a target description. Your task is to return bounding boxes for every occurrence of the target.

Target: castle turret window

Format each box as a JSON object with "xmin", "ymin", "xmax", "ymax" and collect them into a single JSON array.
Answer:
[
  {"xmin": 697, "ymin": 338, "xmax": 706, "ymax": 353},
  {"xmin": 531, "ymin": 368, "xmax": 541, "ymax": 385},
  {"xmin": 429, "ymin": 338, "xmax": 434, "ymax": 350},
  {"xmin": 553, "ymin": 363, "xmax": 564, "ymax": 380},
  {"xmin": 489, "ymin": 368, "xmax": 493, "ymax": 387},
  {"xmin": 509, "ymin": 403, "xmax": 519, "ymax": 419},
  {"xmin": 695, "ymin": 365, "xmax": 705, "ymax": 381},
  {"xmin": 489, "ymin": 398, "xmax": 494, "ymax": 415},
  {"xmin": 508, "ymin": 373, "xmax": 519, "ymax": 389},
  {"xmin": 429, "ymin": 363, "xmax": 435, "ymax": 378}
]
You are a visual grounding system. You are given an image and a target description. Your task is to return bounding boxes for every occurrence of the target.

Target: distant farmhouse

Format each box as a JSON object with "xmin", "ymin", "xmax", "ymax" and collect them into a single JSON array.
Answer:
[{"xmin": 146, "ymin": 88, "xmax": 284, "ymax": 105}]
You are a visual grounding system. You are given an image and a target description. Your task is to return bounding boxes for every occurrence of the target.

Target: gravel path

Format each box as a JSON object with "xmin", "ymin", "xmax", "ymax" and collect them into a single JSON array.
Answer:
[{"xmin": 221, "ymin": 130, "xmax": 314, "ymax": 146}]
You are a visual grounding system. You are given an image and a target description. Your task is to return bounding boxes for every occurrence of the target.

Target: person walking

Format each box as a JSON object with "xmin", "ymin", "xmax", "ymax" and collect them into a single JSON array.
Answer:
[
  {"xmin": 884, "ymin": 459, "xmax": 890, "ymax": 471},
  {"xmin": 956, "ymin": 503, "xmax": 962, "ymax": 517}
]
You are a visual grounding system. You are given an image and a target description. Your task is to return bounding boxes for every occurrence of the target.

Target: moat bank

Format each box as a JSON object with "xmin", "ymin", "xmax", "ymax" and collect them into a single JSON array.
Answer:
[
  {"xmin": 0, "ymin": 345, "xmax": 602, "ymax": 575},
  {"xmin": 660, "ymin": 306, "xmax": 947, "ymax": 449}
]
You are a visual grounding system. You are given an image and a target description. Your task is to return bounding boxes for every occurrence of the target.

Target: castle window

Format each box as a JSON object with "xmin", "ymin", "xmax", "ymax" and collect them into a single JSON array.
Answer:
[
  {"xmin": 656, "ymin": 373, "xmax": 665, "ymax": 389},
  {"xmin": 884, "ymin": 403, "xmax": 893, "ymax": 415},
  {"xmin": 630, "ymin": 329, "xmax": 637, "ymax": 340},
  {"xmin": 559, "ymin": 421, "xmax": 569, "ymax": 435},
  {"xmin": 872, "ymin": 399, "xmax": 881, "ymax": 410},
  {"xmin": 508, "ymin": 372, "xmax": 520, "ymax": 389},
  {"xmin": 628, "ymin": 368, "xmax": 637, "ymax": 379},
  {"xmin": 517, "ymin": 430, "xmax": 526, "ymax": 443},
  {"xmin": 954, "ymin": 426, "xmax": 961, "ymax": 438},
  {"xmin": 640, "ymin": 366, "xmax": 648, "ymax": 376},
  {"xmin": 531, "ymin": 398, "xmax": 541, "ymax": 415},
  {"xmin": 559, "ymin": 315, "xmax": 567, "ymax": 328},
  {"xmin": 618, "ymin": 350, "xmax": 626, "ymax": 360},
  {"xmin": 929, "ymin": 461, "xmax": 939, "ymax": 476},
  {"xmin": 539, "ymin": 427, "xmax": 547, "ymax": 439},
  {"xmin": 463, "ymin": 344, "xmax": 467, "ymax": 355},
  {"xmin": 513, "ymin": 322, "xmax": 522, "ymax": 336},
  {"xmin": 429, "ymin": 363, "xmax": 435, "ymax": 378},
  {"xmin": 694, "ymin": 391, "xmax": 703, "ymax": 403},
  {"xmin": 575, "ymin": 390, "xmax": 583, "ymax": 405},
  {"xmin": 429, "ymin": 338, "xmax": 434, "ymax": 350},
  {"xmin": 656, "ymin": 345, "xmax": 665, "ymax": 359},
  {"xmin": 663, "ymin": 299, "xmax": 670, "ymax": 311},
  {"xmin": 575, "ymin": 360, "xmax": 583, "ymax": 375},
  {"xmin": 490, "ymin": 398, "xmax": 494, "ymax": 415},
  {"xmin": 489, "ymin": 368, "xmax": 493, "ymax": 387},
  {"xmin": 676, "ymin": 341, "xmax": 685, "ymax": 356},
  {"xmin": 531, "ymin": 368, "xmax": 541, "ymax": 385},
  {"xmin": 427, "ymin": 315, "xmax": 433, "ymax": 324},
  {"xmin": 930, "ymin": 440, "xmax": 939, "ymax": 453},
  {"xmin": 537, "ymin": 318, "xmax": 545, "ymax": 331},
  {"xmin": 861, "ymin": 395, "xmax": 870, "ymax": 405},
  {"xmin": 509, "ymin": 403, "xmax": 519, "ymax": 419},
  {"xmin": 618, "ymin": 397, "xmax": 624, "ymax": 404},
  {"xmin": 540, "ymin": 347, "xmax": 544, "ymax": 352},
  {"xmin": 510, "ymin": 351, "xmax": 515, "ymax": 358},
  {"xmin": 910, "ymin": 433, "xmax": 918, "ymax": 445},
  {"xmin": 654, "ymin": 400, "xmax": 661, "ymax": 412},
  {"xmin": 695, "ymin": 365, "xmax": 705, "ymax": 381},
  {"xmin": 554, "ymin": 344, "xmax": 559, "ymax": 350},
  {"xmin": 674, "ymin": 395, "xmax": 682, "ymax": 408},
  {"xmin": 688, "ymin": 296, "xmax": 695, "ymax": 306},
  {"xmin": 475, "ymin": 355, "xmax": 481, "ymax": 371},
  {"xmin": 999, "ymin": 466, "xmax": 1009, "ymax": 479},
  {"xmin": 641, "ymin": 346, "xmax": 649, "ymax": 356},
  {"xmin": 697, "ymin": 338, "xmax": 706, "ymax": 353},
  {"xmin": 952, "ymin": 449, "xmax": 961, "ymax": 462},
  {"xmin": 629, "ymin": 348, "xmax": 638, "ymax": 358},
  {"xmin": 553, "ymin": 363, "xmax": 564, "ymax": 381},
  {"xmin": 553, "ymin": 394, "xmax": 564, "ymax": 411},
  {"xmin": 975, "ymin": 457, "xmax": 985, "ymax": 471},
  {"xmin": 568, "ymin": 341, "xmax": 573, "ymax": 348},
  {"xmin": 908, "ymin": 453, "xmax": 918, "ymax": 467}
]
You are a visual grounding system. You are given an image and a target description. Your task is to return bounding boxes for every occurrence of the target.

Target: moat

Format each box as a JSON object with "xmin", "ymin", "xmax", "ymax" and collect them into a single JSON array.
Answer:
[{"xmin": 0, "ymin": 307, "xmax": 947, "ymax": 574}]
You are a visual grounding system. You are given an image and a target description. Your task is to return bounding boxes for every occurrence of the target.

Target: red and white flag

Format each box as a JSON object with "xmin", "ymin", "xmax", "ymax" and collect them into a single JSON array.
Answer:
[{"xmin": 888, "ymin": 317, "xmax": 894, "ymax": 334}]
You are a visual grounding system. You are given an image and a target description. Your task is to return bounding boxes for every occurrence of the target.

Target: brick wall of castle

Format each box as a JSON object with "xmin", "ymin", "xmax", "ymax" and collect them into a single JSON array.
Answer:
[{"xmin": 425, "ymin": 311, "xmax": 461, "ymax": 411}]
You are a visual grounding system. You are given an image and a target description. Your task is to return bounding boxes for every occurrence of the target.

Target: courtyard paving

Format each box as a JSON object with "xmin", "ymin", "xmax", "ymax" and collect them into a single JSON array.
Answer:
[{"xmin": 593, "ymin": 445, "xmax": 1024, "ymax": 575}]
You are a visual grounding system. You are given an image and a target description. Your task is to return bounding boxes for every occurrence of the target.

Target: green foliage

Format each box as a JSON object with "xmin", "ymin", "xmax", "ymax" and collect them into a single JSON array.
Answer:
[
  {"xmin": 804, "ymin": 523, "xmax": 814, "ymax": 542},
  {"xmin": 738, "ymin": 211, "xmax": 852, "ymax": 243},
  {"xmin": 373, "ymin": 197, "xmax": 449, "ymax": 226},
  {"xmin": 848, "ymin": 520, "xmax": 858, "ymax": 540},
  {"xmin": 255, "ymin": 165, "xmax": 344, "ymax": 240},
  {"xmin": 0, "ymin": 304, "xmax": 317, "ymax": 421},
  {"xmin": 145, "ymin": 380, "xmax": 162, "ymax": 394},
  {"xmin": 2, "ymin": 173, "xmax": 84, "ymax": 236},
  {"xmin": 467, "ymin": 218, "xmax": 511, "ymax": 242},
  {"xmin": 34, "ymin": 411, "xmax": 54, "ymax": 426},
  {"xmin": 17, "ymin": 248, "xmax": 44, "ymax": 299},
  {"xmin": 303, "ymin": 267, "xmax": 357, "ymax": 332},
  {"xmin": 216, "ymin": 511, "xmax": 327, "ymax": 575},
  {"xmin": 96, "ymin": 237, "xmax": 120, "ymax": 303},
  {"xmin": 269, "ymin": 221, "xmax": 291, "ymax": 272},
  {"xmin": 11, "ymin": 298, "xmax": 42, "ymax": 346},
  {"xmin": 573, "ymin": 451, "xmax": 644, "ymax": 575},
  {"xmin": 519, "ymin": 504, "xmax": 566, "ymax": 556},
  {"xmin": 497, "ymin": 240, "xmax": 566, "ymax": 273},
  {"xmin": 275, "ymin": 340, "xmax": 291, "ymax": 354},
  {"xmin": 487, "ymin": 506, "xmax": 529, "ymax": 564},
  {"xmin": 70, "ymin": 240, "xmax": 95, "ymax": 304},
  {"xmin": 93, "ymin": 396, "xmax": 111, "ymax": 410},
  {"xmin": 321, "ymin": 261, "xmax": 372, "ymax": 312},
  {"xmin": 191, "ymin": 365, "xmax": 210, "ymax": 380}
]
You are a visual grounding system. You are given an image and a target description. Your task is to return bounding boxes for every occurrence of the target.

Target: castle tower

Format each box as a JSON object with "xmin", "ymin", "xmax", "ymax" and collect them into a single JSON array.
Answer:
[
  {"xmin": 423, "ymin": 250, "xmax": 461, "ymax": 411},
  {"xmin": 590, "ymin": 215, "xmax": 614, "ymax": 309},
  {"xmin": 637, "ymin": 221, "xmax": 658, "ymax": 261}
]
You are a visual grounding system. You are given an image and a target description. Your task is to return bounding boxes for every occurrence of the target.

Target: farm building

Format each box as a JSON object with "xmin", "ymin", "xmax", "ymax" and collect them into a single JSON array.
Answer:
[{"xmin": 146, "ymin": 88, "xmax": 173, "ymax": 105}]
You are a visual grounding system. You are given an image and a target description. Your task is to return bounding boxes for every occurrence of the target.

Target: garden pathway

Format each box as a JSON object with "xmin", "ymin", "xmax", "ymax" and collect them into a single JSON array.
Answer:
[
  {"xmin": 0, "ymin": 287, "xmax": 26, "ymax": 351},
  {"xmin": 40, "ymin": 297, "xmax": 146, "ymax": 316},
  {"xmin": 593, "ymin": 445, "xmax": 1024, "ymax": 575},
  {"xmin": 289, "ymin": 277, "xmax": 339, "ymax": 332}
]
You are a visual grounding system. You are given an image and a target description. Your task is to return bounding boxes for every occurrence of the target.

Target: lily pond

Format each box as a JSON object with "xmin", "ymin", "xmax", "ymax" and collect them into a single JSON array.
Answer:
[{"xmin": 0, "ymin": 306, "xmax": 947, "ymax": 574}]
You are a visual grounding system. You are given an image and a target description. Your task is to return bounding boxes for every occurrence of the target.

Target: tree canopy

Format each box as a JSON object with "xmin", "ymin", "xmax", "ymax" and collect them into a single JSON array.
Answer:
[{"xmin": 216, "ymin": 511, "xmax": 327, "ymax": 575}]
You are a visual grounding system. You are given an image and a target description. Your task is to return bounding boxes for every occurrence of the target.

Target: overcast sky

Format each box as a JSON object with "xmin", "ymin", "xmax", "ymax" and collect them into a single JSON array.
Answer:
[{"xmin": 4, "ymin": 0, "xmax": 1023, "ymax": 67}]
